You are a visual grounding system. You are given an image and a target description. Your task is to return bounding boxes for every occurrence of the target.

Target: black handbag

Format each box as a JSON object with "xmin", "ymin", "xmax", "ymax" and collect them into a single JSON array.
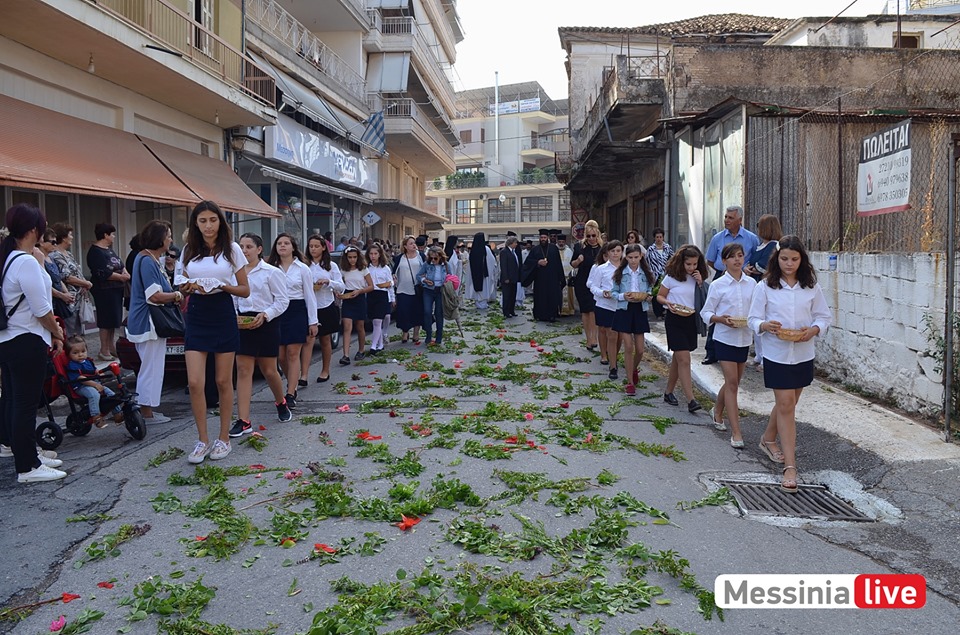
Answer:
[
  {"xmin": 53, "ymin": 296, "xmax": 73, "ymax": 319},
  {"xmin": 149, "ymin": 303, "xmax": 185, "ymax": 338}
]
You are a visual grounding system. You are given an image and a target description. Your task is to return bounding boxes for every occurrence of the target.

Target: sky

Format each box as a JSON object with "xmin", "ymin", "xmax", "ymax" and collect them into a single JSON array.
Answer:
[{"xmin": 451, "ymin": 0, "xmax": 895, "ymax": 99}]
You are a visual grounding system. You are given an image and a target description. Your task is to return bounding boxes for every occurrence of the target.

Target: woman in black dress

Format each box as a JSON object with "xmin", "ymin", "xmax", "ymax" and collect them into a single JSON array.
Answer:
[
  {"xmin": 571, "ymin": 220, "xmax": 602, "ymax": 350},
  {"xmin": 86, "ymin": 222, "xmax": 129, "ymax": 361}
]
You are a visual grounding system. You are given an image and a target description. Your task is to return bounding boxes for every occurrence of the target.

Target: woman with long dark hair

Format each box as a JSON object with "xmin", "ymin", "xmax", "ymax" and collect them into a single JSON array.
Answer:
[
  {"xmin": 366, "ymin": 243, "xmax": 394, "ymax": 354},
  {"xmin": 0, "ymin": 204, "xmax": 67, "ymax": 482},
  {"xmin": 86, "ymin": 222, "xmax": 129, "ymax": 361},
  {"xmin": 177, "ymin": 201, "xmax": 249, "ymax": 464},
  {"xmin": 304, "ymin": 234, "xmax": 343, "ymax": 382},
  {"xmin": 231, "ymin": 233, "xmax": 292, "ymax": 439},
  {"xmin": 338, "ymin": 246, "xmax": 373, "ymax": 364},
  {"xmin": 267, "ymin": 233, "xmax": 317, "ymax": 408},
  {"xmin": 465, "ymin": 231, "xmax": 497, "ymax": 310}
]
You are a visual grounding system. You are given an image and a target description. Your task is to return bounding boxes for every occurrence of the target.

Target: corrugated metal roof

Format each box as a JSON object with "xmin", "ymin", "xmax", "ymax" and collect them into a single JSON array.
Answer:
[{"xmin": 560, "ymin": 13, "xmax": 792, "ymax": 37}]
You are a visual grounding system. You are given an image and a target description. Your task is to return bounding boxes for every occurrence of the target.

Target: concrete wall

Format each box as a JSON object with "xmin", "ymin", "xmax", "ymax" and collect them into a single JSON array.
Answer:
[
  {"xmin": 811, "ymin": 251, "xmax": 948, "ymax": 415},
  {"xmin": 668, "ymin": 44, "xmax": 960, "ymax": 116}
]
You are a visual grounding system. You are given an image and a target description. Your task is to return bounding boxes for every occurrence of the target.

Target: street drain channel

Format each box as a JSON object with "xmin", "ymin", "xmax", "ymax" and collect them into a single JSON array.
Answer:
[{"xmin": 717, "ymin": 479, "xmax": 873, "ymax": 522}]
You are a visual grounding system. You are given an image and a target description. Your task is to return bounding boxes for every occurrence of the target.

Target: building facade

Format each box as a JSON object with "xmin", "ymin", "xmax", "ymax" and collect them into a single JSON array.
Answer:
[{"xmin": 426, "ymin": 82, "xmax": 570, "ymax": 244}]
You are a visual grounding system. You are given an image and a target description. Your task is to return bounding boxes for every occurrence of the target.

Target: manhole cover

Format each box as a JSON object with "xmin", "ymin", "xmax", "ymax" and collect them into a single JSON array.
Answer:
[{"xmin": 717, "ymin": 479, "xmax": 873, "ymax": 522}]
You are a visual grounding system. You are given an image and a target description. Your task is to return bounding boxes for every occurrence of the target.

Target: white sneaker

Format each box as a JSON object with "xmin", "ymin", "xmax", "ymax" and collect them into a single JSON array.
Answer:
[
  {"xmin": 38, "ymin": 447, "xmax": 58, "ymax": 459},
  {"xmin": 1, "ymin": 445, "xmax": 57, "ymax": 459},
  {"xmin": 146, "ymin": 413, "xmax": 171, "ymax": 424},
  {"xmin": 187, "ymin": 441, "xmax": 211, "ymax": 464},
  {"xmin": 209, "ymin": 439, "xmax": 231, "ymax": 461},
  {"xmin": 0, "ymin": 444, "xmax": 11, "ymax": 458},
  {"xmin": 39, "ymin": 454, "xmax": 63, "ymax": 468},
  {"xmin": 18, "ymin": 464, "xmax": 67, "ymax": 483}
]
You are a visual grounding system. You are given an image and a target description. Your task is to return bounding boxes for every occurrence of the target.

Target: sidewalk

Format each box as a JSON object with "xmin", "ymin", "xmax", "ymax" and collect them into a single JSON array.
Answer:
[{"xmin": 643, "ymin": 319, "xmax": 960, "ymax": 463}]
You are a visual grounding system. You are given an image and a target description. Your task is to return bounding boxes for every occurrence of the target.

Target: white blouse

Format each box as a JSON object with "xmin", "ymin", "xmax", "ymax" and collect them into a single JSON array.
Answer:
[
  {"xmin": 588, "ymin": 261, "xmax": 618, "ymax": 312},
  {"xmin": 700, "ymin": 272, "xmax": 757, "ymax": 348},
  {"xmin": 0, "ymin": 251, "xmax": 53, "ymax": 346},
  {"xmin": 342, "ymin": 267, "xmax": 370, "ymax": 292},
  {"xmin": 748, "ymin": 279, "xmax": 833, "ymax": 365},
  {"xmin": 279, "ymin": 259, "xmax": 318, "ymax": 325},
  {"xmin": 394, "ymin": 254, "xmax": 422, "ymax": 296},
  {"xmin": 310, "ymin": 261, "xmax": 345, "ymax": 309},
  {"xmin": 176, "ymin": 242, "xmax": 245, "ymax": 292},
  {"xmin": 236, "ymin": 260, "xmax": 289, "ymax": 321},
  {"xmin": 369, "ymin": 264, "xmax": 395, "ymax": 303},
  {"xmin": 661, "ymin": 275, "xmax": 696, "ymax": 309}
]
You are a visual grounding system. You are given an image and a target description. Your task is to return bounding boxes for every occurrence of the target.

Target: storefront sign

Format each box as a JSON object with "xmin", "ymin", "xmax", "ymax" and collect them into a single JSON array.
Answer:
[
  {"xmin": 266, "ymin": 116, "xmax": 379, "ymax": 194},
  {"xmin": 857, "ymin": 119, "xmax": 912, "ymax": 217}
]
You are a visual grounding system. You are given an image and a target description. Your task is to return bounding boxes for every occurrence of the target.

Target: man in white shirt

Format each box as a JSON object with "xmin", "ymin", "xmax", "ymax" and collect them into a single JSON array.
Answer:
[{"xmin": 557, "ymin": 234, "xmax": 575, "ymax": 315}]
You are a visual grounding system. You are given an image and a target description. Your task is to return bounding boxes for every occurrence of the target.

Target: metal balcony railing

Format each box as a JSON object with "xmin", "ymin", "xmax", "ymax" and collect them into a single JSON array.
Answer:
[
  {"xmin": 248, "ymin": 0, "xmax": 367, "ymax": 106},
  {"xmin": 89, "ymin": 0, "xmax": 275, "ymax": 106},
  {"xmin": 378, "ymin": 97, "xmax": 453, "ymax": 154},
  {"xmin": 521, "ymin": 138, "xmax": 561, "ymax": 152}
]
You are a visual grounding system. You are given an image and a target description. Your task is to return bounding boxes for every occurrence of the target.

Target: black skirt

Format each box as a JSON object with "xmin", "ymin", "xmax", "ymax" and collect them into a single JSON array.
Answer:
[
  {"xmin": 367, "ymin": 290, "xmax": 390, "ymax": 320},
  {"xmin": 594, "ymin": 306, "xmax": 615, "ymax": 328},
  {"xmin": 92, "ymin": 288, "xmax": 123, "ymax": 329},
  {"xmin": 613, "ymin": 303, "xmax": 650, "ymax": 335},
  {"xmin": 394, "ymin": 293, "xmax": 423, "ymax": 331},
  {"xmin": 763, "ymin": 358, "xmax": 815, "ymax": 390},
  {"xmin": 341, "ymin": 295, "xmax": 367, "ymax": 321},
  {"xmin": 185, "ymin": 292, "xmax": 238, "ymax": 353},
  {"xmin": 278, "ymin": 299, "xmax": 308, "ymax": 345},
  {"xmin": 316, "ymin": 304, "xmax": 340, "ymax": 337},
  {"xmin": 714, "ymin": 340, "xmax": 749, "ymax": 363},
  {"xmin": 574, "ymin": 285, "xmax": 596, "ymax": 313},
  {"xmin": 664, "ymin": 311, "xmax": 698, "ymax": 352},
  {"xmin": 238, "ymin": 312, "xmax": 280, "ymax": 358}
]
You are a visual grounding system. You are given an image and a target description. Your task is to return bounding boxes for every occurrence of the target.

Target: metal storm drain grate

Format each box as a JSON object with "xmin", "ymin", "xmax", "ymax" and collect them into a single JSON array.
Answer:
[{"xmin": 717, "ymin": 479, "xmax": 874, "ymax": 522}]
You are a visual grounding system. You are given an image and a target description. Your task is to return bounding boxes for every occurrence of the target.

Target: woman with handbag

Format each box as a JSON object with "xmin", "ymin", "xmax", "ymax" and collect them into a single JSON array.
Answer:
[
  {"xmin": 128, "ymin": 220, "xmax": 181, "ymax": 424},
  {"xmin": 393, "ymin": 236, "xmax": 423, "ymax": 344},
  {"xmin": 49, "ymin": 223, "xmax": 92, "ymax": 337},
  {"xmin": 38, "ymin": 229, "xmax": 75, "ymax": 321}
]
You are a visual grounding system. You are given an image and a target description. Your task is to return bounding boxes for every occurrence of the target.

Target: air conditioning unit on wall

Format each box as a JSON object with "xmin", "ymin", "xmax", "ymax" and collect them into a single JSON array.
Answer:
[{"xmin": 479, "ymin": 193, "xmax": 487, "ymax": 200}]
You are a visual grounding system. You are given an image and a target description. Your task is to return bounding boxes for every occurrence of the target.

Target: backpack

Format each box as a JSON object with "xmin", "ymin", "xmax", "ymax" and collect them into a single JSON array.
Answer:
[{"xmin": 0, "ymin": 252, "xmax": 28, "ymax": 331}]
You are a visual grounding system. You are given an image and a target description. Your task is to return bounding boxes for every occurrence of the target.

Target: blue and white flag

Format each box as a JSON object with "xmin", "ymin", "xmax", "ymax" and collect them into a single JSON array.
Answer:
[{"xmin": 360, "ymin": 110, "xmax": 386, "ymax": 155}]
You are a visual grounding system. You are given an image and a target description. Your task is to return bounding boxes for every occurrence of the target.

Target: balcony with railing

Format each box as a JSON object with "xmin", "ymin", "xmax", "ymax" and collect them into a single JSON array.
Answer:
[
  {"xmin": 247, "ymin": 0, "xmax": 367, "ymax": 109},
  {"xmin": 89, "ymin": 0, "xmax": 275, "ymax": 106},
  {"xmin": 376, "ymin": 96, "xmax": 455, "ymax": 174}
]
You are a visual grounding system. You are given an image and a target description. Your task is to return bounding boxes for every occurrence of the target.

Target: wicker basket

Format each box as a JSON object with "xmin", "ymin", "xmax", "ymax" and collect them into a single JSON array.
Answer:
[
  {"xmin": 237, "ymin": 315, "xmax": 258, "ymax": 330},
  {"xmin": 777, "ymin": 328, "xmax": 805, "ymax": 342},
  {"xmin": 728, "ymin": 316, "xmax": 748, "ymax": 329},
  {"xmin": 672, "ymin": 304, "xmax": 695, "ymax": 316}
]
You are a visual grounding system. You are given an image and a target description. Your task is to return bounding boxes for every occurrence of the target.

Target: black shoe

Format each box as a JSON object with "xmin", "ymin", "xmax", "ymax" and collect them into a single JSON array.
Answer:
[
  {"xmin": 354, "ymin": 351, "xmax": 365, "ymax": 361},
  {"xmin": 276, "ymin": 401, "xmax": 292, "ymax": 422},
  {"xmin": 688, "ymin": 399, "xmax": 703, "ymax": 413},
  {"xmin": 339, "ymin": 356, "xmax": 351, "ymax": 366},
  {"xmin": 284, "ymin": 393, "xmax": 297, "ymax": 409},
  {"xmin": 701, "ymin": 358, "xmax": 718, "ymax": 365},
  {"xmin": 608, "ymin": 367, "xmax": 618, "ymax": 380},
  {"xmin": 663, "ymin": 392, "xmax": 679, "ymax": 406},
  {"xmin": 229, "ymin": 418, "xmax": 252, "ymax": 438},
  {"xmin": 600, "ymin": 359, "xmax": 609, "ymax": 366},
  {"xmin": 316, "ymin": 375, "xmax": 330, "ymax": 383},
  {"xmin": 298, "ymin": 379, "xmax": 308, "ymax": 388}
]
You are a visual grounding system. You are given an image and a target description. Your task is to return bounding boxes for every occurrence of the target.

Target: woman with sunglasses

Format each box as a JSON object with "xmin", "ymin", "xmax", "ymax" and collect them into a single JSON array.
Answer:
[
  {"xmin": 338, "ymin": 246, "xmax": 373, "ymax": 365},
  {"xmin": 571, "ymin": 220, "xmax": 602, "ymax": 350},
  {"xmin": 416, "ymin": 246, "xmax": 450, "ymax": 346}
]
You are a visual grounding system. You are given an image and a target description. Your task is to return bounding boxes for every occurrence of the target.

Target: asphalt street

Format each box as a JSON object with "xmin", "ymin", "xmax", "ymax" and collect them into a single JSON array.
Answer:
[{"xmin": 2, "ymin": 304, "xmax": 959, "ymax": 635}]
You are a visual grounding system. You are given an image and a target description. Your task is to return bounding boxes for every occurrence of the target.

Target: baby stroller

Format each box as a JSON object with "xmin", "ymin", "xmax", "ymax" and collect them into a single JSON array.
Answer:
[{"xmin": 36, "ymin": 352, "xmax": 146, "ymax": 450}]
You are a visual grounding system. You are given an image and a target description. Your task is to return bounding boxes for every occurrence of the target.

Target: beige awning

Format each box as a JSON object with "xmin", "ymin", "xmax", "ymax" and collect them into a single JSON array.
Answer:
[
  {"xmin": 140, "ymin": 138, "xmax": 278, "ymax": 217},
  {"xmin": 0, "ymin": 93, "xmax": 199, "ymax": 206}
]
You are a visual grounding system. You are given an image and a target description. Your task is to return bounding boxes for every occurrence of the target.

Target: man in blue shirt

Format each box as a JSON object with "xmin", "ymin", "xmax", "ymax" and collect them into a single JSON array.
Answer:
[{"xmin": 702, "ymin": 205, "xmax": 759, "ymax": 365}]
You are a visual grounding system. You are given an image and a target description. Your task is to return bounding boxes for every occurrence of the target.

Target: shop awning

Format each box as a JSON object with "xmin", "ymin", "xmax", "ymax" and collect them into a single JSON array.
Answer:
[
  {"xmin": 250, "ymin": 53, "xmax": 349, "ymax": 137},
  {"xmin": 371, "ymin": 198, "xmax": 446, "ymax": 225},
  {"xmin": 0, "ymin": 93, "xmax": 199, "ymax": 206},
  {"xmin": 140, "ymin": 138, "xmax": 278, "ymax": 217},
  {"xmin": 255, "ymin": 161, "xmax": 374, "ymax": 204}
]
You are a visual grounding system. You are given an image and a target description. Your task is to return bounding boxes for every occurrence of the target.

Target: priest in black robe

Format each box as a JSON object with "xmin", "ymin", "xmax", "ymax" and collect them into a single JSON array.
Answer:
[{"xmin": 521, "ymin": 229, "xmax": 565, "ymax": 322}]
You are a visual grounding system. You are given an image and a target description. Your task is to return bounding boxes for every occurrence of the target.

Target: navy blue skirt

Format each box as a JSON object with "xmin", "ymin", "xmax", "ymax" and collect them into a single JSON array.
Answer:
[
  {"xmin": 316, "ymin": 304, "xmax": 340, "ymax": 337},
  {"xmin": 664, "ymin": 311, "xmax": 698, "ymax": 352},
  {"xmin": 341, "ymin": 295, "xmax": 367, "ymax": 321},
  {"xmin": 238, "ymin": 312, "xmax": 280, "ymax": 358},
  {"xmin": 594, "ymin": 306, "xmax": 615, "ymax": 328},
  {"xmin": 613, "ymin": 303, "xmax": 650, "ymax": 335},
  {"xmin": 394, "ymin": 292, "xmax": 423, "ymax": 331},
  {"xmin": 278, "ymin": 299, "xmax": 308, "ymax": 345},
  {"xmin": 185, "ymin": 292, "xmax": 238, "ymax": 353},
  {"xmin": 715, "ymin": 340, "xmax": 749, "ymax": 363},
  {"xmin": 368, "ymin": 290, "xmax": 390, "ymax": 320},
  {"xmin": 763, "ymin": 358, "xmax": 815, "ymax": 390}
]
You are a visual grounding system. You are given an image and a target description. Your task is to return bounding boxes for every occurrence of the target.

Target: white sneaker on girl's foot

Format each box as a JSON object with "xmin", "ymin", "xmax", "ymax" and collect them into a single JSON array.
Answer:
[
  {"xmin": 18, "ymin": 464, "xmax": 67, "ymax": 483},
  {"xmin": 209, "ymin": 439, "xmax": 231, "ymax": 460},
  {"xmin": 187, "ymin": 441, "xmax": 211, "ymax": 464}
]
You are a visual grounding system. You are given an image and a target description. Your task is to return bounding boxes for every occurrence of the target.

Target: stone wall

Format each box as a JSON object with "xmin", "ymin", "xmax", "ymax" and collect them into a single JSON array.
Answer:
[{"xmin": 811, "ymin": 251, "xmax": 949, "ymax": 415}]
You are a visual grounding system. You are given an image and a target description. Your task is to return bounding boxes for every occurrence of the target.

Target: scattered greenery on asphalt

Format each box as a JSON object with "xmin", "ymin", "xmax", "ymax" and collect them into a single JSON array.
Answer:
[
  {"xmin": 146, "ymin": 447, "xmax": 186, "ymax": 469},
  {"xmin": 676, "ymin": 487, "xmax": 736, "ymax": 511},
  {"xmin": 76, "ymin": 524, "xmax": 151, "ymax": 567}
]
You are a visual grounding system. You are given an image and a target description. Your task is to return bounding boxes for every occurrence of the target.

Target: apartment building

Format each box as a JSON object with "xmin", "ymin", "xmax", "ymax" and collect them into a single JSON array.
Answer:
[
  {"xmin": 426, "ymin": 82, "xmax": 570, "ymax": 244},
  {"xmin": 0, "ymin": 0, "xmax": 279, "ymax": 256}
]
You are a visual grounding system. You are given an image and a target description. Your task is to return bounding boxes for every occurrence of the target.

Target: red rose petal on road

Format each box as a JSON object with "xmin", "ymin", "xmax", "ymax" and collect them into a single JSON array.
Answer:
[
  {"xmin": 96, "ymin": 581, "xmax": 114, "ymax": 589},
  {"xmin": 314, "ymin": 543, "xmax": 337, "ymax": 554},
  {"xmin": 61, "ymin": 593, "xmax": 80, "ymax": 603},
  {"xmin": 397, "ymin": 514, "xmax": 421, "ymax": 531}
]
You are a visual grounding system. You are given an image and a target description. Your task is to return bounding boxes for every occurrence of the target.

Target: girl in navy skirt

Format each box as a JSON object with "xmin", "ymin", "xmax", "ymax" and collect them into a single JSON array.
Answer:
[
  {"xmin": 700, "ymin": 243, "xmax": 757, "ymax": 447},
  {"xmin": 267, "ymin": 234, "xmax": 317, "ymax": 408},
  {"xmin": 177, "ymin": 201, "xmax": 249, "ymax": 464},
  {"xmin": 305, "ymin": 234, "xmax": 344, "ymax": 383},
  {"xmin": 657, "ymin": 244, "xmax": 708, "ymax": 414},
  {"xmin": 610, "ymin": 244, "xmax": 653, "ymax": 396},
  {"xmin": 338, "ymin": 246, "xmax": 373, "ymax": 365},
  {"xmin": 748, "ymin": 235, "xmax": 832, "ymax": 493},
  {"xmin": 588, "ymin": 240, "xmax": 622, "ymax": 376},
  {"xmin": 232, "ymin": 233, "xmax": 292, "ymax": 439},
  {"xmin": 366, "ymin": 244, "xmax": 394, "ymax": 354}
]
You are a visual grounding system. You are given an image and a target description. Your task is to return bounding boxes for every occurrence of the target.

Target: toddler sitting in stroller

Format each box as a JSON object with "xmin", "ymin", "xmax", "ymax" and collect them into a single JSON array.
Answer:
[{"xmin": 65, "ymin": 337, "xmax": 124, "ymax": 428}]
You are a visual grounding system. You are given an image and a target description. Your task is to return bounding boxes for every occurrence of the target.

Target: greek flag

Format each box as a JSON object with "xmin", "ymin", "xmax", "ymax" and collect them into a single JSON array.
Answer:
[{"xmin": 360, "ymin": 110, "xmax": 386, "ymax": 154}]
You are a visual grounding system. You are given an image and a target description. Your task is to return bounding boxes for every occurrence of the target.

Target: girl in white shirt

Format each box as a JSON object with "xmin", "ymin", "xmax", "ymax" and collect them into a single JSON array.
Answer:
[
  {"xmin": 233, "ymin": 233, "xmax": 291, "ymax": 438},
  {"xmin": 588, "ymin": 240, "xmax": 622, "ymax": 376},
  {"xmin": 366, "ymin": 244, "xmax": 394, "ymax": 354},
  {"xmin": 338, "ymin": 246, "xmax": 374, "ymax": 364},
  {"xmin": 610, "ymin": 244, "xmax": 653, "ymax": 396},
  {"xmin": 267, "ymin": 233, "xmax": 318, "ymax": 408},
  {"xmin": 748, "ymin": 235, "xmax": 831, "ymax": 494},
  {"xmin": 304, "ymin": 234, "xmax": 344, "ymax": 383},
  {"xmin": 177, "ymin": 201, "xmax": 250, "ymax": 464},
  {"xmin": 657, "ymin": 244, "xmax": 708, "ymax": 414},
  {"xmin": 700, "ymin": 243, "xmax": 757, "ymax": 447}
]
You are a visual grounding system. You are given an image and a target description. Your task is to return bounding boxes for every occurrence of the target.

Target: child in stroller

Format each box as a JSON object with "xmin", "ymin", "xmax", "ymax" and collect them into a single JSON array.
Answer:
[{"xmin": 65, "ymin": 336, "xmax": 124, "ymax": 428}]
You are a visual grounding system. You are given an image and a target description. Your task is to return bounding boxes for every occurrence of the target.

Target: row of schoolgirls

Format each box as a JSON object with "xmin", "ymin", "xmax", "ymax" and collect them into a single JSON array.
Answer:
[{"xmin": 570, "ymin": 214, "xmax": 832, "ymax": 495}]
